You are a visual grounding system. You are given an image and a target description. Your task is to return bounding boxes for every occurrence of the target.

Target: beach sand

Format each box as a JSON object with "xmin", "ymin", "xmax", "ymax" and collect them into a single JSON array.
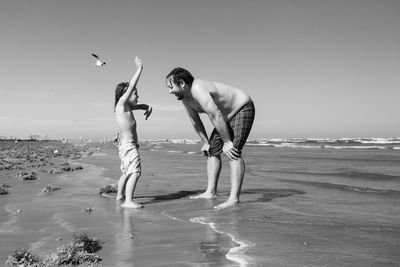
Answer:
[{"xmin": 1, "ymin": 140, "xmax": 399, "ymax": 266}]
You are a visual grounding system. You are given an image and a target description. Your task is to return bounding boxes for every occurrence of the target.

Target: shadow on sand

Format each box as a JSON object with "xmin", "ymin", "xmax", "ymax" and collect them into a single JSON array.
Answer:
[
  {"xmin": 241, "ymin": 188, "xmax": 305, "ymax": 203},
  {"xmin": 135, "ymin": 188, "xmax": 304, "ymax": 205},
  {"xmin": 137, "ymin": 190, "xmax": 202, "ymax": 204}
]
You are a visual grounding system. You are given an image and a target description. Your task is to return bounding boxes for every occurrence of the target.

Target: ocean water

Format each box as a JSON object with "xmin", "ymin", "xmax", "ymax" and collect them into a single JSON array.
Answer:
[{"xmin": 1, "ymin": 138, "xmax": 399, "ymax": 266}]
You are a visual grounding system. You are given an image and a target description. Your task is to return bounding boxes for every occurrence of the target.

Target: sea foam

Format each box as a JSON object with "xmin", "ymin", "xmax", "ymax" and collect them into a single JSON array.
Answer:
[{"xmin": 190, "ymin": 216, "xmax": 255, "ymax": 267}]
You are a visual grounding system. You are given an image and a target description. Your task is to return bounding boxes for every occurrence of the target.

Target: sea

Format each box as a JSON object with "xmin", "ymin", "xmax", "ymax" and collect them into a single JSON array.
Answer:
[{"xmin": 1, "ymin": 137, "xmax": 399, "ymax": 266}]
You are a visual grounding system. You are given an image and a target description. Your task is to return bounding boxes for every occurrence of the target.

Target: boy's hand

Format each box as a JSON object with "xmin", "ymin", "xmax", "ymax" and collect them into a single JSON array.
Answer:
[
  {"xmin": 135, "ymin": 57, "xmax": 143, "ymax": 70},
  {"xmin": 144, "ymin": 106, "xmax": 152, "ymax": 120}
]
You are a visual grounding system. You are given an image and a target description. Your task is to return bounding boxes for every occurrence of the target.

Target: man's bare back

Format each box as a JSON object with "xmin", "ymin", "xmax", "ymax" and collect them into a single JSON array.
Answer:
[{"xmin": 183, "ymin": 79, "xmax": 251, "ymax": 121}]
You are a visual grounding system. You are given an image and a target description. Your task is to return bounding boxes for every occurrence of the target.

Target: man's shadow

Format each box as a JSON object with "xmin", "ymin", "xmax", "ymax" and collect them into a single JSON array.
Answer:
[
  {"xmin": 136, "ymin": 188, "xmax": 305, "ymax": 205},
  {"xmin": 242, "ymin": 188, "xmax": 305, "ymax": 203}
]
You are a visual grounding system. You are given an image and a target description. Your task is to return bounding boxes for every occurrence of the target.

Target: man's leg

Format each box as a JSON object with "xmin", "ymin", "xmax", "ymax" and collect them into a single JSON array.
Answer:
[
  {"xmin": 190, "ymin": 155, "xmax": 222, "ymax": 199},
  {"xmin": 215, "ymin": 101, "xmax": 254, "ymax": 209},
  {"xmin": 214, "ymin": 157, "xmax": 245, "ymax": 210}
]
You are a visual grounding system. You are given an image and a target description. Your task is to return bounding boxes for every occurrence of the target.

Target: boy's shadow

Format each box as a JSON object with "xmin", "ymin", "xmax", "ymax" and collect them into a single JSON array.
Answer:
[{"xmin": 136, "ymin": 190, "xmax": 202, "ymax": 204}]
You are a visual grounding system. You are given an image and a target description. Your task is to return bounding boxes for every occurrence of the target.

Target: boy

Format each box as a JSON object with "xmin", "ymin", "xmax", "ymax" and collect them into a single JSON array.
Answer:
[{"xmin": 114, "ymin": 57, "xmax": 152, "ymax": 208}]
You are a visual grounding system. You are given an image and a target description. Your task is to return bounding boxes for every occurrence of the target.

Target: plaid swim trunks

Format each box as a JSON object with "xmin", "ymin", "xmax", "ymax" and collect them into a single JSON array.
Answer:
[{"xmin": 209, "ymin": 100, "xmax": 255, "ymax": 157}]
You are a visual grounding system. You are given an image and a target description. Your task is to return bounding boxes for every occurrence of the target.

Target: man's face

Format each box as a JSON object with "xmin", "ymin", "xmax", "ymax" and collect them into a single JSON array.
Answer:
[{"xmin": 166, "ymin": 77, "xmax": 184, "ymax": 100}]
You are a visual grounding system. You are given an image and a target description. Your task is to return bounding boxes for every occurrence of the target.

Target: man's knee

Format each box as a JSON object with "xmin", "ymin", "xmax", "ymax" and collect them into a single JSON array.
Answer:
[{"xmin": 208, "ymin": 154, "xmax": 221, "ymax": 160}]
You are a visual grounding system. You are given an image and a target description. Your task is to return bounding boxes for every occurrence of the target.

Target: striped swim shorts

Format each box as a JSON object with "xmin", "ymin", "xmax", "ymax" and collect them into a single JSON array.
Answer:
[
  {"xmin": 118, "ymin": 140, "xmax": 141, "ymax": 176},
  {"xmin": 209, "ymin": 100, "xmax": 255, "ymax": 157}
]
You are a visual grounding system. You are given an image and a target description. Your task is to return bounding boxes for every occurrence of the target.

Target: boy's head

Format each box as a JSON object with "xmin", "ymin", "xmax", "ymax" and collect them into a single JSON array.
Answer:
[
  {"xmin": 115, "ymin": 82, "xmax": 139, "ymax": 110},
  {"xmin": 165, "ymin": 67, "xmax": 194, "ymax": 100},
  {"xmin": 115, "ymin": 82, "xmax": 129, "ymax": 109}
]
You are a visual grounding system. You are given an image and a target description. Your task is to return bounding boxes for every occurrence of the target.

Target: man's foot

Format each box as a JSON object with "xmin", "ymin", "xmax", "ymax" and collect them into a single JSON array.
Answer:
[
  {"xmin": 121, "ymin": 202, "xmax": 143, "ymax": 209},
  {"xmin": 190, "ymin": 191, "xmax": 217, "ymax": 199},
  {"xmin": 214, "ymin": 199, "xmax": 239, "ymax": 210}
]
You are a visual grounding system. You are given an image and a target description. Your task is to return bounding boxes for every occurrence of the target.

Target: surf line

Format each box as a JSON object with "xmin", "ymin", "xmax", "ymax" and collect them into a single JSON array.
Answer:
[
  {"xmin": 190, "ymin": 216, "xmax": 255, "ymax": 266},
  {"xmin": 160, "ymin": 210, "xmax": 187, "ymax": 222}
]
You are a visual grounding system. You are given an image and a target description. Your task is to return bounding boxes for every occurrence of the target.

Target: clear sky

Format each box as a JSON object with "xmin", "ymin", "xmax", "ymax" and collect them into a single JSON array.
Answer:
[{"xmin": 0, "ymin": 0, "xmax": 399, "ymax": 140}]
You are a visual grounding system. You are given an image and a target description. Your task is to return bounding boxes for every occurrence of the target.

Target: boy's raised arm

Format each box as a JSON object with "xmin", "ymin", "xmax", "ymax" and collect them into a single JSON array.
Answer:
[{"xmin": 119, "ymin": 57, "xmax": 143, "ymax": 104}]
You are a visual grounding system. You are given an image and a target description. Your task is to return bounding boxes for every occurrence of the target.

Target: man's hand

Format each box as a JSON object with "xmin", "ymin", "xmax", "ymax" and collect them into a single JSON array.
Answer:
[
  {"xmin": 201, "ymin": 143, "xmax": 210, "ymax": 157},
  {"xmin": 222, "ymin": 141, "xmax": 240, "ymax": 160},
  {"xmin": 144, "ymin": 106, "xmax": 152, "ymax": 120},
  {"xmin": 135, "ymin": 56, "xmax": 143, "ymax": 70}
]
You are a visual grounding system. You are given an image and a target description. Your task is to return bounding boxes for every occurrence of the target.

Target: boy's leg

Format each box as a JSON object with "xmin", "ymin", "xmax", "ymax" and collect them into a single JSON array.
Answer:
[
  {"xmin": 214, "ymin": 157, "xmax": 245, "ymax": 210},
  {"xmin": 116, "ymin": 173, "xmax": 127, "ymax": 201},
  {"xmin": 121, "ymin": 172, "xmax": 143, "ymax": 209},
  {"xmin": 190, "ymin": 155, "xmax": 222, "ymax": 199}
]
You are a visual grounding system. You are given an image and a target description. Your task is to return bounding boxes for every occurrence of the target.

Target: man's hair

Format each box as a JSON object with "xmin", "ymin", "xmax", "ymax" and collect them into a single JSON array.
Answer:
[
  {"xmin": 114, "ymin": 82, "xmax": 129, "ymax": 110},
  {"xmin": 166, "ymin": 67, "xmax": 194, "ymax": 86}
]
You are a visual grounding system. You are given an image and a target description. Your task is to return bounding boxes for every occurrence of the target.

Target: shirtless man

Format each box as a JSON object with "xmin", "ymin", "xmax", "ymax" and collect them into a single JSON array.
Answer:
[
  {"xmin": 114, "ymin": 57, "xmax": 152, "ymax": 209},
  {"xmin": 166, "ymin": 67, "xmax": 255, "ymax": 210}
]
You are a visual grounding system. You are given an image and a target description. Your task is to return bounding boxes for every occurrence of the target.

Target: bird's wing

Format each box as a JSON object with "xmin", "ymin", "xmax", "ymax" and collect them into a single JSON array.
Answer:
[{"xmin": 91, "ymin": 53, "xmax": 99, "ymax": 59}]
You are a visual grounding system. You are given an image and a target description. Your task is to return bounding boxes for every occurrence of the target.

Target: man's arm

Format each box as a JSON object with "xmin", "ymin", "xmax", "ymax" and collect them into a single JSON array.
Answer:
[
  {"xmin": 118, "ymin": 57, "xmax": 143, "ymax": 105},
  {"xmin": 184, "ymin": 104, "xmax": 209, "ymax": 143},
  {"xmin": 191, "ymin": 82, "xmax": 240, "ymax": 160}
]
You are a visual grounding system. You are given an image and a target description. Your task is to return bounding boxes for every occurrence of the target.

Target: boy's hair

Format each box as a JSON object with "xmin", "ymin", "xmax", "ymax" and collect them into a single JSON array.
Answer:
[
  {"xmin": 114, "ymin": 82, "xmax": 129, "ymax": 110},
  {"xmin": 166, "ymin": 67, "xmax": 194, "ymax": 86}
]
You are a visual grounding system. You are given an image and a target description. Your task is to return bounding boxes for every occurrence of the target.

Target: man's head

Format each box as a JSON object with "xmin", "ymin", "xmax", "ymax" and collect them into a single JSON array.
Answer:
[{"xmin": 165, "ymin": 67, "xmax": 194, "ymax": 100}]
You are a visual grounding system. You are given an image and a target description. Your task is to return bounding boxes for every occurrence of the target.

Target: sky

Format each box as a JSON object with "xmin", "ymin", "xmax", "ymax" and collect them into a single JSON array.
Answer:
[{"xmin": 0, "ymin": 0, "xmax": 399, "ymax": 140}]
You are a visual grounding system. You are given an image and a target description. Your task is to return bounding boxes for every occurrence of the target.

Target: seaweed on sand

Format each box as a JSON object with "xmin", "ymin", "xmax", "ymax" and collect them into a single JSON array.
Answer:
[
  {"xmin": 46, "ymin": 164, "xmax": 84, "ymax": 175},
  {"xmin": 15, "ymin": 171, "xmax": 38, "ymax": 181},
  {"xmin": 6, "ymin": 233, "xmax": 103, "ymax": 266},
  {"xmin": 0, "ymin": 183, "xmax": 10, "ymax": 195},
  {"xmin": 6, "ymin": 248, "xmax": 42, "ymax": 266},
  {"xmin": 41, "ymin": 186, "xmax": 61, "ymax": 193},
  {"xmin": 72, "ymin": 233, "xmax": 103, "ymax": 253},
  {"xmin": 99, "ymin": 184, "xmax": 117, "ymax": 195}
]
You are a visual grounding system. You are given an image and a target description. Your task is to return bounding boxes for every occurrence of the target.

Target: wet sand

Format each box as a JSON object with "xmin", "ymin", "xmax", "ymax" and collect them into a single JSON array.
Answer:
[{"xmin": 1, "ymin": 140, "xmax": 400, "ymax": 266}]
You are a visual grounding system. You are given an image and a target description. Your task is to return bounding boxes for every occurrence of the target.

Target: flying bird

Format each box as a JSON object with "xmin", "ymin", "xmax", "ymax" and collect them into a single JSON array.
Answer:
[{"xmin": 91, "ymin": 53, "xmax": 106, "ymax": 66}]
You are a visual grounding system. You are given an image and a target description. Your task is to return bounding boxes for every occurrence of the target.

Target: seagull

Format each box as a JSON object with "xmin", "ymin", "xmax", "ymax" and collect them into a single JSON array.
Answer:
[{"xmin": 91, "ymin": 53, "xmax": 106, "ymax": 66}]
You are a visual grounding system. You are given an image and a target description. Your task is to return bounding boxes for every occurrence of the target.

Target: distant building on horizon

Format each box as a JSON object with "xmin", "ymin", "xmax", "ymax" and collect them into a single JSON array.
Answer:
[
  {"xmin": 29, "ymin": 134, "xmax": 48, "ymax": 140},
  {"xmin": 0, "ymin": 136, "xmax": 20, "ymax": 140}
]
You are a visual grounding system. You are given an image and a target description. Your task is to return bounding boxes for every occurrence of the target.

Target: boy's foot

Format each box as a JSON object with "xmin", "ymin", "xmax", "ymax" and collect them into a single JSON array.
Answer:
[
  {"xmin": 116, "ymin": 195, "xmax": 124, "ymax": 201},
  {"xmin": 214, "ymin": 199, "xmax": 238, "ymax": 210},
  {"xmin": 121, "ymin": 202, "xmax": 143, "ymax": 209},
  {"xmin": 190, "ymin": 191, "xmax": 217, "ymax": 199}
]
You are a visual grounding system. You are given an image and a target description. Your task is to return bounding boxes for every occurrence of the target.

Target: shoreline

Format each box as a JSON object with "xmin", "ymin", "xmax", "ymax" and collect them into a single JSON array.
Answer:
[
  {"xmin": 1, "ymin": 142, "xmax": 243, "ymax": 266},
  {"xmin": 2, "ymin": 140, "xmax": 399, "ymax": 266},
  {"xmin": 83, "ymin": 150, "xmax": 252, "ymax": 266},
  {"xmin": 190, "ymin": 216, "xmax": 256, "ymax": 266}
]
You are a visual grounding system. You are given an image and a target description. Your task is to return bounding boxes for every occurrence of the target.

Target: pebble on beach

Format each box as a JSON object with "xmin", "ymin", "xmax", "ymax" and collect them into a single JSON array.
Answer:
[{"xmin": 85, "ymin": 207, "xmax": 93, "ymax": 213}]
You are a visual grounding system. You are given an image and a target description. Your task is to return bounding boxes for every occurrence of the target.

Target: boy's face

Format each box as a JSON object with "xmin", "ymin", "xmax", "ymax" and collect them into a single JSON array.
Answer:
[
  {"xmin": 129, "ymin": 88, "xmax": 139, "ymax": 105},
  {"xmin": 166, "ymin": 77, "xmax": 184, "ymax": 100}
]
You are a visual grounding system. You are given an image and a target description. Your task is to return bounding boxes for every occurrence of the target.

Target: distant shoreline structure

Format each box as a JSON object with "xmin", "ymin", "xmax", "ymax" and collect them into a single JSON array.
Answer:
[
  {"xmin": 141, "ymin": 137, "xmax": 400, "ymax": 151},
  {"xmin": 1, "ymin": 137, "xmax": 399, "ymax": 150}
]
